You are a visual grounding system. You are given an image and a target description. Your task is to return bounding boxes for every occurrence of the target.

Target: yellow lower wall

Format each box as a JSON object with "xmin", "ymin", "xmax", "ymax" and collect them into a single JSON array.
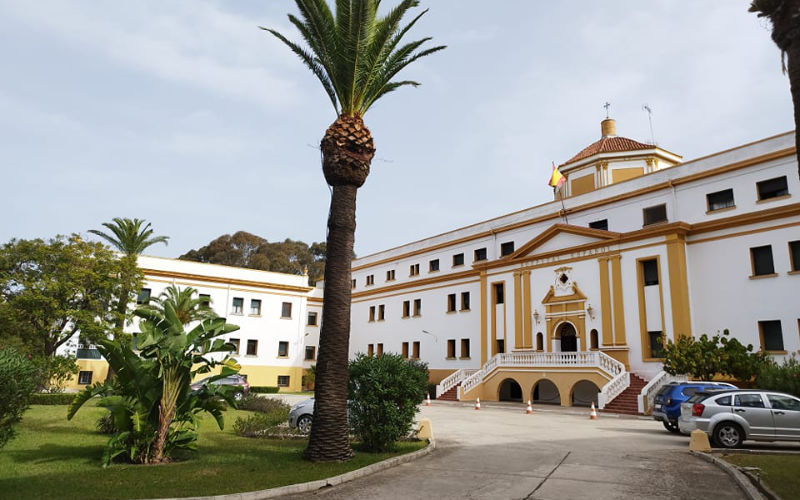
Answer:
[
  {"xmin": 460, "ymin": 367, "xmax": 609, "ymax": 406},
  {"xmin": 429, "ymin": 368, "xmax": 457, "ymax": 385},
  {"xmin": 63, "ymin": 359, "xmax": 111, "ymax": 390}
]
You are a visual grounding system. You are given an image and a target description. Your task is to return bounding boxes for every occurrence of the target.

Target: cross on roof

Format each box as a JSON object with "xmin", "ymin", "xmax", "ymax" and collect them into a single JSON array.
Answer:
[{"xmin": 603, "ymin": 102, "xmax": 611, "ymax": 119}]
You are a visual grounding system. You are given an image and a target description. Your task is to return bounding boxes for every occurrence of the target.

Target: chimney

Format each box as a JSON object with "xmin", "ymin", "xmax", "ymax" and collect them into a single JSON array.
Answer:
[{"xmin": 601, "ymin": 118, "xmax": 616, "ymax": 137}]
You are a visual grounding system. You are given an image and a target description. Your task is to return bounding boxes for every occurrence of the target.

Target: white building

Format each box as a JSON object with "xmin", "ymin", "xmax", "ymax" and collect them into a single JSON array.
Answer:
[{"xmin": 347, "ymin": 120, "xmax": 799, "ymax": 412}]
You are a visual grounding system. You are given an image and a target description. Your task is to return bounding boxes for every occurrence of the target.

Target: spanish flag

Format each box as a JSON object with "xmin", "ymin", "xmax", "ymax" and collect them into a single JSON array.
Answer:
[{"xmin": 548, "ymin": 163, "xmax": 566, "ymax": 190}]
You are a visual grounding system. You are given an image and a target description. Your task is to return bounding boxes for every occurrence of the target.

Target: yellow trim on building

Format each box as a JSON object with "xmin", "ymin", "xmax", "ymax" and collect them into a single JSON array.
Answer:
[
  {"xmin": 610, "ymin": 255, "xmax": 627, "ymax": 346},
  {"xmin": 480, "ymin": 270, "xmax": 488, "ymax": 365},
  {"xmin": 598, "ymin": 257, "xmax": 613, "ymax": 347},
  {"xmin": 666, "ymin": 233, "xmax": 692, "ymax": 339},
  {"xmin": 523, "ymin": 271, "xmax": 533, "ymax": 348}
]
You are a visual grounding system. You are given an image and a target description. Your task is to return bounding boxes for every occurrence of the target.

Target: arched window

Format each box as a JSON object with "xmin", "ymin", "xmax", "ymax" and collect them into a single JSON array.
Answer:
[
  {"xmin": 590, "ymin": 329, "xmax": 599, "ymax": 349},
  {"xmin": 536, "ymin": 332, "xmax": 544, "ymax": 351}
]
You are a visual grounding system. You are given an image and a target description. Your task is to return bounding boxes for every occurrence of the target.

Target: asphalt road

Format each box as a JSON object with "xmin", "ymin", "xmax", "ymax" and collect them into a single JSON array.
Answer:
[{"xmin": 282, "ymin": 401, "xmax": 746, "ymax": 500}]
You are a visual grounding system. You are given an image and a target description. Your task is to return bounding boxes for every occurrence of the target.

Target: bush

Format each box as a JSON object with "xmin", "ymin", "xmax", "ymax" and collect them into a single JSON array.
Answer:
[
  {"xmin": 33, "ymin": 355, "xmax": 79, "ymax": 393},
  {"xmin": 233, "ymin": 405, "xmax": 290, "ymax": 438},
  {"xmin": 29, "ymin": 393, "xmax": 76, "ymax": 405},
  {"xmin": 238, "ymin": 395, "xmax": 290, "ymax": 414},
  {"xmin": 0, "ymin": 348, "xmax": 38, "ymax": 448},
  {"xmin": 96, "ymin": 413, "xmax": 117, "ymax": 434},
  {"xmin": 756, "ymin": 354, "xmax": 800, "ymax": 397},
  {"xmin": 348, "ymin": 354, "xmax": 429, "ymax": 452},
  {"xmin": 250, "ymin": 386, "xmax": 280, "ymax": 394},
  {"xmin": 662, "ymin": 330, "xmax": 767, "ymax": 382}
]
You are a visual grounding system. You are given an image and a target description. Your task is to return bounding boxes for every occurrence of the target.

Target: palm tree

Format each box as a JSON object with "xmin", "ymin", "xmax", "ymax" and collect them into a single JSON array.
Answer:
[
  {"xmin": 750, "ymin": 0, "xmax": 800, "ymax": 178},
  {"xmin": 89, "ymin": 218, "xmax": 170, "ymax": 333},
  {"xmin": 141, "ymin": 285, "xmax": 217, "ymax": 325},
  {"xmin": 263, "ymin": 0, "xmax": 444, "ymax": 462}
]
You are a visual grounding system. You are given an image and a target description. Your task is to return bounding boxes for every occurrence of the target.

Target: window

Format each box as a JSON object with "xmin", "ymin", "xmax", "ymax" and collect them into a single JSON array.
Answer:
[
  {"xmin": 229, "ymin": 338, "xmax": 241, "ymax": 355},
  {"xmin": 199, "ymin": 294, "xmax": 211, "ymax": 307},
  {"xmin": 461, "ymin": 292, "xmax": 471, "ymax": 311},
  {"xmin": 409, "ymin": 264, "xmax": 420, "ymax": 276},
  {"xmin": 500, "ymin": 241, "xmax": 515, "ymax": 256},
  {"xmin": 589, "ymin": 219, "xmax": 608, "ymax": 231},
  {"xmin": 413, "ymin": 299, "xmax": 422, "ymax": 317},
  {"xmin": 648, "ymin": 331, "xmax": 664, "ymax": 358},
  {"xmin": 447, "ymin": 339, "xmax": 456, "ymax": 358},
  {"xmin": 250, "ymin": 299, "xmax": 262, "ymax": 315},
  {"xmin": 412, "ymin": 341, "xmax": 420, "ymax": 359},
  {"xmin": 278, "ymin": 341, "xmax": 289, "ymax": 357},
  {"xmin": 474, "ymin": 248, "xmax": 487, "ymax": 261},
  {"xmin": 376, "ymin": 343, "xmax": 383, "ymax": 356},
  {"xmin": 706, "ymin": 188, "xmax": 735, "ymax": 211},
  {"xmin": 536, "ymin": 332, "xmax": 544, "ymax": 351},
  {"xmin": 767, "ymin": 394, "xmax": 800, "ymax": 411},
  {"xmin": 750, "ymin": 245, "xmax": 775, "ymax": 276},
  {"xmin": 429, "ymin": 259, "xmax": 440, "ymax": 272},
  {"xmin": 78, "ymin": 371, "xmax": 93, "ymax": 385},
  {"xmin": 366, "ymin": 274, "xmax": 375, "ymax": 286},
  {"xmin": 401, "ymin": 342, "xmax": 409, "ymax": 359},
  {"xmin": 305, "ymin": 346, "xmax": 316, "ymax": 360},
  {"xmin": 447, "ymin": 294, "xmax": 457, "ymax": 312},
  {"xmin": 643, "ymin": 204, "xmax": 668, "ymax": 226},
  {"xmin": 232, "ymin": 297, "xmax": 244, "ymax": 315},
  {"xmin": 642, "ymin": 259, "xmax": 659, "ymax": 286},
  {"xmin": 137, "ymin": 288, "xmax": 151, "ymax": 305},
  {"xmin": 790, "ymin": 241, "xmax": 800, "ymax": 272},
  {"xmin": 757, "ymin": 176, "xmax": 789, "ymax": 200},
  {"xmin": 307, "ymin": 311, "xmax": 318, "ymax": 326},
  {"xmin": 759, "ymin": 320, "xmax": 784, "ymax": 351},
  {"xmin": 351, "ymin": 279, "xmax": 356, "ymax": 289},
  {"xmin": 367, "ymin": 344, "xmax": 374, "ymax": 356},
  {"xmin": 461, "ymin": 339, "xmax": 471, "ymax": 358},
  {"xmin": 496, "ymin": 339, "xmax": 505, "ymax": 354},
  {"xmin": 281, "ymin": 302, "xmax": 292, "ymax": 318},
  {"xmin": 493, "ymin": 283, "xmax": 505, "ymax": 304},
  {"xmin": 402, "ymin": 300, "xmax": 410, "ymax": 318},
  {"xmin": 76, "ymin": 348, "xmax": 101, "ymax": 359},
  {"xmin": 590, "ymin": 329, "xmax": 599, "ymax": 349},
  {"xmin": 715, "ymin": 395, "xmax": 732, "ymax": 407},
  {"xmin": 378, "ymin": 304, "xmax": 385, "ymax": 321},
  {"xmin": 277, "ymin": 375, "xmax": 290, "ymax": 387},
  {"xmin": 386, "ymin": 269, "xmax": 395, "ymax": 281},
  {"xmin": 735, "ymin": 394, "xmax": 765, "ymax": 408},
  {"xmin": 452, "ymin": 253, "xmax": 465, "ymax": 267},
  {"xmin": 246, "ymin": 339, "xmax": 258, "ymax": 356},
  {"xmin": 369, "ymin": 306, "xmax": 376, "ymax": 322}
]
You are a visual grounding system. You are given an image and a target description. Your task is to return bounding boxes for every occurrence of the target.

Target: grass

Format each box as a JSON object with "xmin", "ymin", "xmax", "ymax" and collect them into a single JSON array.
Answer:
[
  {"xmin": 0, "ymin": 404, "xmax": 426, "ymax": 500},
  {"xmin": 721, "ymin": 453, "xmax": 800, "ymax": 500}
]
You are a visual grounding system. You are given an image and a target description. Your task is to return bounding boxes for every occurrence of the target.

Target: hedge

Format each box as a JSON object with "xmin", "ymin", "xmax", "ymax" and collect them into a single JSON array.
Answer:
[
  {"xmin": 29, "ymin": 393, "xmax": 77, "ymax": 405},
  {"xmin": 250, "ymin": 386, "xmax": 280, "ymax": 394}
]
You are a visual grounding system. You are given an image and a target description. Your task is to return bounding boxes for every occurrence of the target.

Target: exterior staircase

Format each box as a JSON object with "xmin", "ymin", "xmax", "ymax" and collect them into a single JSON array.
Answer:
[
  {"xmin": 437, "ymin": 383, "xmax": 460, "ymax": 401},
  {"xmin": 600, "ymin": 373, "xmax": 648, "ymax": 415}
]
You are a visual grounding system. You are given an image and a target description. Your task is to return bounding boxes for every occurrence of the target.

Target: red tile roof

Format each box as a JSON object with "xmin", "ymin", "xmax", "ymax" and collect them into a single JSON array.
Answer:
[{"xmin": 561, "ymin": 136, "xmax": 654, "ymax": 167}]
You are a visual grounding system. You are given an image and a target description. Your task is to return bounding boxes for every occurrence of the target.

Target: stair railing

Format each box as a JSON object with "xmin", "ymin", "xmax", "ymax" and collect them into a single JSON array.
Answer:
[
  {"xmin": 637, "ymin": 371, "xmax": 688, "ymax": 414},
  {"xmin": 435, "ymin": 368, "xmax": 477, "ymax": 398}
]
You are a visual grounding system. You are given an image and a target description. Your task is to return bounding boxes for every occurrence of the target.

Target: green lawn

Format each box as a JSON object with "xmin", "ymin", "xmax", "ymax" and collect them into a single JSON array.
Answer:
[
  {"xmin": 0, "ymin": 404, "xmax": 425, "ymax": 500},
  {"xmin": 721, "ymin": 453, "xmax": 800, "ymax": 500}
]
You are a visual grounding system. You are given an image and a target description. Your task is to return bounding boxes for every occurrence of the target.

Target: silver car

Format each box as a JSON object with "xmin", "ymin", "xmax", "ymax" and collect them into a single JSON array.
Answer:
[
  {"xmin": 679, "ymin": 389, "xmax": 800, "ymax": 448},
  {"xmin": 288, "ymin": 398, "xmax": 314, "ymax": 433}
]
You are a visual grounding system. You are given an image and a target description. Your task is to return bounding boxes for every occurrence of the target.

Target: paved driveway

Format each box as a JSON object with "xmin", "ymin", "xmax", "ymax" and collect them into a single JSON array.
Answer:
[{"xmin": 284, "ymin": 402, "xmax": 745, "ymax": 500}]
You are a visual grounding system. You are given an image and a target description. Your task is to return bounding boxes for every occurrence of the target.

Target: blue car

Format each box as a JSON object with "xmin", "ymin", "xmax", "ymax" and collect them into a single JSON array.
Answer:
[{"xmin": 652, "ymin": 381, "xmax": 737, "ymax": 433}]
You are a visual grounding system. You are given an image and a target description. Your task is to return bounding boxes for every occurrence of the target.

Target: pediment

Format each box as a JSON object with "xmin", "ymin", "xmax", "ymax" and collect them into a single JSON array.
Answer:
[{"xmin": 508, "ymin": 224, "xmax": 620, "ymax": 260}]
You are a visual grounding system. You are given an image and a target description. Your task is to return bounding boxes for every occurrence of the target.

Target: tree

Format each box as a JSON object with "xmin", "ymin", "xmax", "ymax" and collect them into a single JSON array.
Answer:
[
  {"xmin": 88, "ymin": 218, "xmax": 169, "ymax": 335},
  {"xmin": 0, "ymin": 235, "xmax": 140, "ymax": 357},
  {"xmin": 141, "ymin": 285, "xmax": 217, "ymax": 325},
  {"xmin": 662, "ymin": 330, "xmax": 768, "ymax": 382},
  {"xmin": 750, "ymin": 0, "xmax": 800, "ymax": 178},
  {"xmin": 0, "ymin": 347, "xmax": 38, "ymax": 449},
  {"xmin": 263, "ymin": 0, "xmax": 444, "ymax": 462}
]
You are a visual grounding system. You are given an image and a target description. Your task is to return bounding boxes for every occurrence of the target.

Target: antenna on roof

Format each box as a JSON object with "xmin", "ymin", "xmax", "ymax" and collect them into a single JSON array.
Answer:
[
  {"xmin": 603, "ymin": 101, "xmax": 611, "ymax": 119},
  {"xmin": 642, "ymin": 104, "xmax": 656, "ymax": 145}
]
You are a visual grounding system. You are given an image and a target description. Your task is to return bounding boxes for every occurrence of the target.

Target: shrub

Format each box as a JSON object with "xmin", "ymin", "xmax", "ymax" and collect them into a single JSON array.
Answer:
[
  {"xmin": 233, "ymin": 405, "xmax": 289, "ymax": 438},
  {"xmin": 756, "ymin": 354, "xmax": 800, "ymax": 397},
  {"xmin": 33, "ymin": 355, "xmax": 79, "ymax": 393},
  {"xmin": 96, "ymin": 413, "xmax": 117, "ymax": 434},
  {"xmin": 0, "ymin": 347, "xmax": 38, "ymax": 448},
  {"xmin": 250, "ymin": 386, "xmax": 280, "ymax": 394},
  {"xmin": 238, "ymin": 395, "xmax": 290, "ymax": 414},
  {"xmin": 348, "ymin": 353, "xmax": 429, "ymax": 452},
  {"xmin": 662, "ymin": 330, "xmax": 767, "ymax": 382},
  {"xmin": 29, "ymin": 393, "xmax": 76, "ymax": 405}
]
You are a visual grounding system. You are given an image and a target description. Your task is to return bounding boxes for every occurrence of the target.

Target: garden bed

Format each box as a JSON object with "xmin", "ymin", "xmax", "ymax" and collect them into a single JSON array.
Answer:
[
  {"xmin": 721, "ymin": 453, "xmax": 800, "ymax": 500},
  {"xmin": 1, "ymin": 404, "xmax": 425, "ymax": 500}
]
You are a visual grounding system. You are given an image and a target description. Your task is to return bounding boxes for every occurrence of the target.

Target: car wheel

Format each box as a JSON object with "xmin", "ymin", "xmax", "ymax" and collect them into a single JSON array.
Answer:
[
  {"xmin": 297, "ymin": 415, "xmax": 312, "ymax": 434},
  {"xmin": 713, "ymin": 422, "xmax": 744, "ymax": 449},
  {"xmin": 662, "ymin": 420, "xmax": 680, "ymax": 434},
  {"xmin": 233, "ymin": 391, "xmax": 244, "ymax": 402}
]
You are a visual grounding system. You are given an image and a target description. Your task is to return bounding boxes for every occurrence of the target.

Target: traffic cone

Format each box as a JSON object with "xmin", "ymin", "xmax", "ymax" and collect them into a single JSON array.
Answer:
[
  {"xmin": 589, "ymin": 402, "xmax": 598, "ymax": 420},
  {"xmin": 475, "ymin": 398, "xmax": 481, "ymax": 410},
  {"xmin": 526, "ymin": 400, "xmax": 533, "ymax": 414},
  {"xmin": 426, "ymin": 394, "xmax": 431, "ymax": 406}
]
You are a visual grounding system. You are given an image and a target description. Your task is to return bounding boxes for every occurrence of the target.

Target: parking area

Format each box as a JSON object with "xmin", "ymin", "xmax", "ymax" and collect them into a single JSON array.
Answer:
[{"xmin": 285, "ymin": 401, "xmax": 748, "ymax": 499}]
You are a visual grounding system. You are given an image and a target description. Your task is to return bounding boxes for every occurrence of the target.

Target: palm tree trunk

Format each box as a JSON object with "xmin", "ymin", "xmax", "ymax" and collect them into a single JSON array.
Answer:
[
  {"xmin": 151, "ymin": 367, "xmax": 181, "ymax": 463},
  {"xmin": 789, "ymin": 40, "xmax": 800, "ymax": 179},
  {"xmin": 304, "ymin": 184, "xmax": 357, "ymax": 462}
]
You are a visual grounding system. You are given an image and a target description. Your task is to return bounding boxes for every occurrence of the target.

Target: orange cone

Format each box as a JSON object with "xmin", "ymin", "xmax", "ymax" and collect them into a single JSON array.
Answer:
[
  {"xmin": 589, "ymin": 402, "xmax": 598, "ymax": 420},
  {"xmin": 526, "ymin": 400, "xmax": 533, "ymax": 414},
  {"xmin": 426, "ymin": 394, "xmax": 431, "ymax": 406},
  {"xmin": 475, "ymin": 398, "xmax": 481, "ymax": 410}
]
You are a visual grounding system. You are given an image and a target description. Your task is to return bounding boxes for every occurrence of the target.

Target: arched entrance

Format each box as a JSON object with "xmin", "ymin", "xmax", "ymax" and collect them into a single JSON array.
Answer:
[
  {"xmin": 532, "ymin": 379, "xmax": 561, "ymax": 405},
  {"xmin": 498, "ymin": 378, "xmax": 523, "ymax": 402},
  {"xmin": 557, "ymin": 322, "xmax": 578, "ymax": 352},
  {"xmin": 571, "ymin": 380, "xmax": 600, "ymax": 407}
]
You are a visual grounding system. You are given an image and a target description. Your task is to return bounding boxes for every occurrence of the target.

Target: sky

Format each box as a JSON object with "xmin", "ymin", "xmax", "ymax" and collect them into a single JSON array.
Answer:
[{"xmin": 0, "ymin": 1, "xmax": 793, "ymax": 260}]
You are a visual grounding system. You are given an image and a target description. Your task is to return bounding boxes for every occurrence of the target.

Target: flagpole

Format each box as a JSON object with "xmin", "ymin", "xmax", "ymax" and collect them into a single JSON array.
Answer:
[{"xmin": 558, "ymin": 186, "xmax": 568, "ymax": 224}]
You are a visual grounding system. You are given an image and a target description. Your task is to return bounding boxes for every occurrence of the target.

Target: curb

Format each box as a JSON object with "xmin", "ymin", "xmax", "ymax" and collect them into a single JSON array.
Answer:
[
  {"xmin": 150, "ymin": 437, "xmax": 436, "ymax": 500},
  {"xmin": 690, "ymin": 451, "xmax": 766, "ymax": 500}
]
